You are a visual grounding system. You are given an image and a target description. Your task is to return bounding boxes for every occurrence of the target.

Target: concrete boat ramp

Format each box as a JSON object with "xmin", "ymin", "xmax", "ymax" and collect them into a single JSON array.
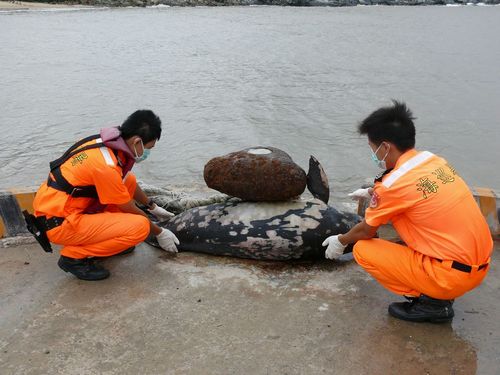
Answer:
[{"xmin": 1, "ymin": 240, "xmax": 498, "ymax": 374}]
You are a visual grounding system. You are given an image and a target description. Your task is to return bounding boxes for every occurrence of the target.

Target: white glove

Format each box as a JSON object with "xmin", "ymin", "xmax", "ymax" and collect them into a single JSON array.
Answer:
[
  {"xmin": 322, "ymin": 235, "xmax": 347, "ymax": 260},
  {"xmin": 348, "ymin": 188, "xmax": 372, "ymax": 201},
  {"xmin": 148, "ymin": 204, "xmax": 175, "ymax": 221},
  {"xmin": 156, "ymin": 228, "xmax": 180, "ymax": 253}
]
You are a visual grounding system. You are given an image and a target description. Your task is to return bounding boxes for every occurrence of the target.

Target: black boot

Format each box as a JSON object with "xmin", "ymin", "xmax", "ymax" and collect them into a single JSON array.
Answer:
[
  {"xmin": 98, "ymin": 246, "xmax": 135, "ymax": 258},
  {"xmin": 388, "ymin": 295, "xmax": 454, "ymax": 323},
  {"xmin": 116, "ymin": 246, "xmax": 135, "ymax": 256},
  {"xmin": 58, "ymin": 256, "xmax": 110, "ymax": 281}
]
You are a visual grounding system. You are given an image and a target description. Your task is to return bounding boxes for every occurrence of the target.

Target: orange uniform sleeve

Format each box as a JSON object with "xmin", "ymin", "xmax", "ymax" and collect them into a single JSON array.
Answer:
[
  {"xmin": 91, "ymin": 164, "xmax": 131, "ymax": 205},
  {"xmin": 365, "ymin": 182, "xmax": 414, "ymax": 228}
]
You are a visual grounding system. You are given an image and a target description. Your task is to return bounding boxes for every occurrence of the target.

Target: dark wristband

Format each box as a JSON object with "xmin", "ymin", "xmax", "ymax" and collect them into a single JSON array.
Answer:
[{"xmin": 147, "ymin": 198, "xmax": 155, "ymax": 209}]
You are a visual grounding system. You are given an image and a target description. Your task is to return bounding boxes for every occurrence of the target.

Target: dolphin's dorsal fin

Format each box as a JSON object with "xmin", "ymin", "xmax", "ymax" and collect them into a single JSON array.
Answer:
[{"xmin": 306, "ymin": 155, "xmax": 330, "ymax": 204}]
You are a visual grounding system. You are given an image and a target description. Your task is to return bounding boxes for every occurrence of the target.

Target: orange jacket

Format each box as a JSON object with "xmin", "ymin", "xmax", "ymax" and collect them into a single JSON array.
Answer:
[
  {"xmin": 365, "ymin": 149, "xmax": 493, "ymax": 265},
  {"xmin": 34, "ymin": 137, "xmax": 134, "ymax": 219}
]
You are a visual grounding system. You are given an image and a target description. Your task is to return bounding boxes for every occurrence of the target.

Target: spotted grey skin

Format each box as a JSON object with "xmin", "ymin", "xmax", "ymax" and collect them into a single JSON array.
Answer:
[{"xmin": 147, "ymin": 198, "xmax": 360, "ymax": 261}]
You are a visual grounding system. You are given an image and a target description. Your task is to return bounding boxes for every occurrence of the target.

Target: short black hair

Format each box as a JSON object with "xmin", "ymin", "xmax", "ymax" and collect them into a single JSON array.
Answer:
[
  {"xmin": 358, "ymin": 100, "xmax": 416, "ymax": 152},
  {"xmin": 120, "ymin": 109, "xmax": 162, "ymax": 143}
]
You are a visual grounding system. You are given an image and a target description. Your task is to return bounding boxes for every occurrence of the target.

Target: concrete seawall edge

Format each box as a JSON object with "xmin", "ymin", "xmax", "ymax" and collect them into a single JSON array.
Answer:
[{"xmin": 1, "ymin": 186, "xmax": 498, "ymax": 247}]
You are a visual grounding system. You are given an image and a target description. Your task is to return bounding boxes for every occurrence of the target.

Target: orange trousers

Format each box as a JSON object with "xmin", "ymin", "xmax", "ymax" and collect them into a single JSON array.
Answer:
[
  {"xmin": 353, "ymin": 239, "xmax": 489, "ymax": 300},
  {"xmin": 47, "ymin": 174, "xmax": 150, "ymax": 259}
]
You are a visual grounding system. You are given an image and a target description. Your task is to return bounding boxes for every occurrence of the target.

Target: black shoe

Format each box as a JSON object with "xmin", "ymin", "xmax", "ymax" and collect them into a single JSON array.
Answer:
[
  {"xmin": 117, "ymin": 246, "xmax": 135, "ymax": 256},
  {"xmin": 388, "ymin": 295, "xmax": 454, "ymax": 323},
  {"xmin": 58, "ymin": 256, "xmax": 110, "ymax": 281},
  {"xmin": 98, "ymin": 246, "xmax": 136, "ymax": 258}
]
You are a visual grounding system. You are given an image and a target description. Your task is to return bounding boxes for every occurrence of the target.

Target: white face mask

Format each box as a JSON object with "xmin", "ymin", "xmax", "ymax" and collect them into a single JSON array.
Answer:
[{"xmin": 370, "ymin": 143, "xmax": 390, "ymax": 170}]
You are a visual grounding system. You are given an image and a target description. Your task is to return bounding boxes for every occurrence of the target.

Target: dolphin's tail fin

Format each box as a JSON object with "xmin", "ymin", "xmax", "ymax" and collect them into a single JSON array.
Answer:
[{"xmin": 306, "ymin": 155, "xmax": 330, "ymax": 204}]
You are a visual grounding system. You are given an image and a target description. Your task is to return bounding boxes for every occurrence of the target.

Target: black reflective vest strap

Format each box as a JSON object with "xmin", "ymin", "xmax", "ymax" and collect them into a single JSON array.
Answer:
[
  {"xmin": 49, "ymin": 134, "xmax": 101, "ymax": 171},
  {"xmin": 62, "ymin": 134, "xmax": 100, "ymax": 157},
  {"xmin": 374, "ymin": 168, "xmax": 394, "ymax": 184},
  {"xmin": 47, "ymin": 165, "xmax": 99, "ymax": 198},
  {"xmin": 47, "ymin": 134, "xmax": 109, "ymax": 199}
]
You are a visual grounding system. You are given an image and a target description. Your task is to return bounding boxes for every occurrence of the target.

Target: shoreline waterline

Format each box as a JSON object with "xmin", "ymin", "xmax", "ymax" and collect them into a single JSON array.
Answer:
[
  {"xmin": 1, "ymin": 0, "xmax": 499, "ymax": 9},
  {"xmin": 0, "ymin": 1, "xmax": 95, "ymax": 9}
]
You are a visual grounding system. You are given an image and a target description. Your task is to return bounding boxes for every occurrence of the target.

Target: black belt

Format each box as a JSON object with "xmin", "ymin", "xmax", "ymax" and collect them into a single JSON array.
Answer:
[
  {"xmin": 436, "ymin": 259, "xmax": 489, "ymax": 273},
  {"xmin": 36, "ymin": 215, "xmax": 65, "ymax": 232}
]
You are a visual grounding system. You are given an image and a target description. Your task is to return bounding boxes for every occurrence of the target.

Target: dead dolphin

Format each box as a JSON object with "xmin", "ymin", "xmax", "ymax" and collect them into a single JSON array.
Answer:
[
  {"xmin": 147, "ymin": 198, "xmax": 360, "ymax": 260},
  {"xmin": 145, "ymin": 156, "xmax": 359, "ymax": 260}
]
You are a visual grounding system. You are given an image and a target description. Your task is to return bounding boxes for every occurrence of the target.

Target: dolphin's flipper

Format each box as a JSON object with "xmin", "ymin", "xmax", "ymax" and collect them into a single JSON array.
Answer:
[{"xmin": 306, "ymin": 156, "xmax": 330, "ymax": 204}]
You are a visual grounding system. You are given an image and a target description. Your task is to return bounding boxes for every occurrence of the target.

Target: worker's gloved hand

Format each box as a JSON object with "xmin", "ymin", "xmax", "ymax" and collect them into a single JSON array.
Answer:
[
  {"xmin": 156, "ymin": 228, "xmax": 180, "ymax": 253},
  {"xmin": 148, "ymin": 204, "xmax": 175, "ymax": 221},
  {"xmin": 348, "ymin": 188, "xmax": 372, "ymax": 201},
  {"xmin": 322, "ymin": 235, "xmax": 347, "ymax": 260}
]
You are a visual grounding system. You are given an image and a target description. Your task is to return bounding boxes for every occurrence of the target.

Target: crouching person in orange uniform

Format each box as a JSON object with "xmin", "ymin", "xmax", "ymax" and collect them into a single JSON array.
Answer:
[
  {"xmin": 33, "ymin": 110, "xmax": 180, "ymax": 281},
  {"xmin": 322, "ymin": 101, "xmax": 493, "ymax": 323}
]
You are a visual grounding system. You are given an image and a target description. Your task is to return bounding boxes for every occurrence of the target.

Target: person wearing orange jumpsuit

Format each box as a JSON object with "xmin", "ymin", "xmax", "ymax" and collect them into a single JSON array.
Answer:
[
  {"xmin": 322, "ymin": 101, "xmax": 493, "ymax": 323},
  {"xmin": 33, "ymin": 110, "xmax": 180, "ymax": 281}
]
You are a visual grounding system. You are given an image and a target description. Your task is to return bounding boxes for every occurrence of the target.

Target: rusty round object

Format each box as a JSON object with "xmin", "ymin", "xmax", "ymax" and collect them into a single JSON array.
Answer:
[{"xmin": 204, "ymin": 147, "xmax": 306, "ymax": 201}]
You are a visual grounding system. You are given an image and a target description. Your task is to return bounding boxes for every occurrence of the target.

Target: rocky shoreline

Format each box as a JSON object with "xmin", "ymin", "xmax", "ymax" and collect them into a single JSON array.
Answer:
[{"xmin": 6, "ymin": 0, "xmax": 500, "ymax": 8}]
